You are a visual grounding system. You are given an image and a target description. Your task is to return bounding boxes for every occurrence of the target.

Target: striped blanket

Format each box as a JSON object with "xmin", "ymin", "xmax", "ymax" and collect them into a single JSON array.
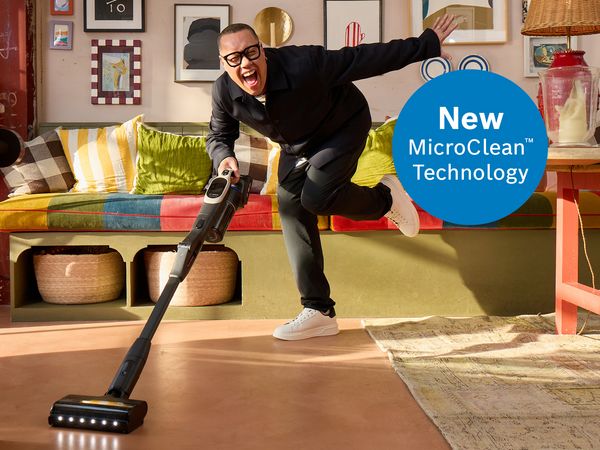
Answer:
[
  {"xmin": 0, "ymin": 193, "xmax": 327, "ymax": 232},
  {"xmin": 330, "ymin": 191, "xmax": 600, "ymax": 231},
  {"xmin": 2, "ymin": 191, "xmax": 600, "ymax": 233}
]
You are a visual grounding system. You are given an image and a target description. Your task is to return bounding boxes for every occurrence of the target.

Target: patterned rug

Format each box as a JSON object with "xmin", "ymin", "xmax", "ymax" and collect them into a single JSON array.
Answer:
[{"xmin": 364, "ymin": 315, "xmax": 600, "ymax": 450}]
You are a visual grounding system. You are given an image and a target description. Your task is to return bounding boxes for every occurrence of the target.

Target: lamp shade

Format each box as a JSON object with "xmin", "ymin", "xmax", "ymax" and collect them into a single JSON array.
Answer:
[
  {"xmin": 0, "ymin": 128, "xmax": 24, "ymax": 167},
  {"xmin": 522, "ymin": 0, "xmax": 600, "ymax": 36}
]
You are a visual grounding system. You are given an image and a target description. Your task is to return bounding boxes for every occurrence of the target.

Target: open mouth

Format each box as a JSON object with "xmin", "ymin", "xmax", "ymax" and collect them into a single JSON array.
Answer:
[{"xmin": 241, "ymin": 69, "xmax": 259, "ymax": 89}]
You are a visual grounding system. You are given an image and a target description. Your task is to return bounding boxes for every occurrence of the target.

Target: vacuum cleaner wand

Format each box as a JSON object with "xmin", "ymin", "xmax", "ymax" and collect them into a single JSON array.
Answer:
[{"xmin": 48, "ymin": 171, "xmax": 252, "ymax": 433}]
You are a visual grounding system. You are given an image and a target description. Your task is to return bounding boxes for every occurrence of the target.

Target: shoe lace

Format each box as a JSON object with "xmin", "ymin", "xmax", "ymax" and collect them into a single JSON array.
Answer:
[
  {"xmin": 382, "ymin": 177, "xmax": 410, "ymax": 227},
  {"xmin": 386, "ymin": 209, "xmax": 409, "ymax": 226},
  {"xmin": 287, "ymin": 308, "xmax": 318, "ymax": 326}
]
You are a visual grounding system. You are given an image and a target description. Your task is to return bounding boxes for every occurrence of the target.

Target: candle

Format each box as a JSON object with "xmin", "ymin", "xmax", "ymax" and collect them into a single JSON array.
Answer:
[
  {"xmin": 270, "ymin": 22, "xmax": 276, "ymax": 47},
  {"xmin": 557, "ymin": 79, "xmax": 588, "ymax": 144}
]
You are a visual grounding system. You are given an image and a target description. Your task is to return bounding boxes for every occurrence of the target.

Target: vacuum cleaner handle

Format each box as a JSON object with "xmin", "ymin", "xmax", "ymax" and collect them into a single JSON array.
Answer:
[{"xmin": 106, "ymin": 171, "xmax": 252, "ymax": 399}]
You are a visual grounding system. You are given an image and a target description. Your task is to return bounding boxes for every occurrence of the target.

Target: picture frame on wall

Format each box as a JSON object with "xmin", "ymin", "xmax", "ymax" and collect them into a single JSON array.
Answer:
[
  {"xmin": 324, "ymin": 0, "xmax": 382, "ymax": 50},
  {"xmin": 174, "ymin": 4, "xmax": 230, "ymax": 82},
  {"xmin": 523, "ymin": 36, "xmax": 579, "ymax": 77},
  {"xmin": 91, "ymin": 39, "xmax": 141, "ymax": 105},
  {"xmin": 84, "ymin": 0, "xmax": 145, "ymax": 32},
  {"xmin": 50, "ymin": 0, "xmax": 73, "ymax": 16},
  {"xmin": 411, "ymin": 0, "xmax": 507, "ymax": 44},
  {"xmin": 49, "ymin": 20, "xmax": 73, "ymax": 50}
]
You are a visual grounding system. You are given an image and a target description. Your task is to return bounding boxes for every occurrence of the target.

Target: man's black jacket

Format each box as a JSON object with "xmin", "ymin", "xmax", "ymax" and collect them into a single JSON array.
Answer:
[{"xmin": 206, "ymin": 29, "xmax": 440, "ymax": 180}]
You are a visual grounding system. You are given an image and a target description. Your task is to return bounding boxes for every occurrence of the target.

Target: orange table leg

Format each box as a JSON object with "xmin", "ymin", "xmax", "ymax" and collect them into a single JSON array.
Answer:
[{"xmin": 556, "ymin": 172, "xmax": 579, "ymax": 334}]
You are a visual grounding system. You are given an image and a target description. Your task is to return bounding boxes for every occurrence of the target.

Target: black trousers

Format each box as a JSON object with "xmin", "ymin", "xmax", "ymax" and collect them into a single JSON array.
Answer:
[{"xmin": 277, "ymin": 143, "xmax": 393, "ymax": 316}]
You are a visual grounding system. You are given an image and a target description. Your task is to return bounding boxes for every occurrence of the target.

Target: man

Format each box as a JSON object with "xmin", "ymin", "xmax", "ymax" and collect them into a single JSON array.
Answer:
[{"xmin": 206, "ymin": 16, "xmax": 457, "ymax": 340}]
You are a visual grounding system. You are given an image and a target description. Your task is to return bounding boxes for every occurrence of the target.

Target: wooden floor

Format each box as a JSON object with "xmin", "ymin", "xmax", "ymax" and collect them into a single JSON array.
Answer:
[{"xmin": 0, "ymin": 306, "xmax": 449, "ymax": 450}]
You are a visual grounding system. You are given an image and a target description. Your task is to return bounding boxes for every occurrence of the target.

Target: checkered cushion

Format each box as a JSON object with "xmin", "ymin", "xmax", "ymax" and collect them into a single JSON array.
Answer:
[
  {"xmin": 234, "ymin": 132, "xmax": 273, "ymax": 193},
  {"xmin": 0, "ymin": 129, "xmax": 75, "ymax": 197}
]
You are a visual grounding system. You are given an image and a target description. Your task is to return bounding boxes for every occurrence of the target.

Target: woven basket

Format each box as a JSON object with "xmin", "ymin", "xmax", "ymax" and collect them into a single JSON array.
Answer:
[
  {"xmin": 144, "ymin": 245, "xmax": 238, "ymax": 306},
  {"xmin": 33, "ymin": 250, "xmax": 125, "ymax": 304}
]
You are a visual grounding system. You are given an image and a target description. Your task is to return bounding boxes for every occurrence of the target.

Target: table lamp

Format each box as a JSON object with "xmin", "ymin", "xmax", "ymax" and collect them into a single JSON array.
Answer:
[
  {"xmin": 0, "ymin": 128, "xmax": 24, "ymax": 167},
  {"xmin": 522, "ymin": 0, "xmax": 600, "ymax": 146}
]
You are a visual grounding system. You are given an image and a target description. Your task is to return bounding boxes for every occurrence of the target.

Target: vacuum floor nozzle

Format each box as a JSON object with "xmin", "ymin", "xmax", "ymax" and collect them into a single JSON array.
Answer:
[{"xmin": 48, "ymin": 395, "xmax": 148, "ymax": 434}]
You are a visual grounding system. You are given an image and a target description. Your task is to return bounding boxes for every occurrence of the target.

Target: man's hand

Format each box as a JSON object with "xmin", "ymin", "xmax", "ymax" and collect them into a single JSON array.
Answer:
[
  {"xmin": 431, "ymin": 14, "xmax": 458, "ymax": 60},
  {"xmin": 217, "ymin": 156, "xmax": 240, "ymax": 183}
]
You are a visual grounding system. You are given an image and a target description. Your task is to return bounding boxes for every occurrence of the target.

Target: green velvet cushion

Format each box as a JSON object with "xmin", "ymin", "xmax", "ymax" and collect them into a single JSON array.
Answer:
[
  {"xmin": 133, "ymin": 124, "xmax": 212, "ymax": 194},
  {"xmin": 351, "ymin": 118, "xmax": 397, "ymax": 188}
]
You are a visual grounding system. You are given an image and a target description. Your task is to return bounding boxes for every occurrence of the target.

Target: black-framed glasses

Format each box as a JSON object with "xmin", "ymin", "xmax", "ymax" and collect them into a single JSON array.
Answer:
[{"xmin": 220, "ymin": 43, "xmax": 261, "ymax": 67}]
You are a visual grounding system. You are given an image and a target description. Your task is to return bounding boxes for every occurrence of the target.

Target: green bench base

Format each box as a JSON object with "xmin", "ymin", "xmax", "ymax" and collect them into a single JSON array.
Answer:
[{"xmin": 10, "ymin": 229, "xmax": 599, "ymax": 322}]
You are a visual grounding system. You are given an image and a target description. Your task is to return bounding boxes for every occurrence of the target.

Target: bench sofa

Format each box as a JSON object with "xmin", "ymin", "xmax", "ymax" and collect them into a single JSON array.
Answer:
[{"xmin": 3, "ymin": 121, "xmax": 600, "ymax": 322}]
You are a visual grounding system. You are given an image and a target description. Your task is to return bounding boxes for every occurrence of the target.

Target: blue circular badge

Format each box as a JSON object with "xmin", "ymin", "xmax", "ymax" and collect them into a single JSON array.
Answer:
[{"xmin": 392, "ymin": 70, "xmax": 548, "ymax": 225}]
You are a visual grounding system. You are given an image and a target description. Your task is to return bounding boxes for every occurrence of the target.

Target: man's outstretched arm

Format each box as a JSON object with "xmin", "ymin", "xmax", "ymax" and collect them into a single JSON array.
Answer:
[{"xmin": 316, "ymin": 13, "xmax": 458, "ymax": 86}]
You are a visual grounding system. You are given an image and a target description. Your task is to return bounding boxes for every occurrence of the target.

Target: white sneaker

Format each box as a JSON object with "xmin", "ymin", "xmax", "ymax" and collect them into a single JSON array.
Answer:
[
  {"xmin": 380, "ymin": 175, "xmax": 420, "ymax": 237},
  {"xmin": 273, "ymin": 308, "xmax": 340, "ymax": 341}
]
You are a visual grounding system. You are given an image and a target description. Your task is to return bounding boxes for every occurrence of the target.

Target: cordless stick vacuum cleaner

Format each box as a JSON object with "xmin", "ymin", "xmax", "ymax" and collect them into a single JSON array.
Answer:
[{"xmin": 48, "ymin": 170, "xmax": 252, "ymax": 434}]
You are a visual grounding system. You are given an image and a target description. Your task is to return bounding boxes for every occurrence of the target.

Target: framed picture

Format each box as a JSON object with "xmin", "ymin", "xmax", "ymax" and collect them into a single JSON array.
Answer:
[
  {"xmin": 174, "ymin": 4, "xmax": 230, "ymax": 82},
  {"xmin": 49, "ymin": 20, "xmax": 73, "ymax": 50},
  {"xmin": 50, "ymin": 0, "xmax": 73, "ymax": 15},
  {"xmin": 84, "ymin": 0, "xmax": 145, "ymax": 32},
  {"xmin": 411, "ymin": 0, "xmax": 507, "ymax": 44},
  {"xmin": 523, "ymin": 36, "xmax": 579, "ymax": 77},
  {"xmin": 91, "ymin": 39, "xmax": 141, "ymax": 104},
  {"xmin": 324, "ymin": 0, "xmax": 382, "ymax": 50}
]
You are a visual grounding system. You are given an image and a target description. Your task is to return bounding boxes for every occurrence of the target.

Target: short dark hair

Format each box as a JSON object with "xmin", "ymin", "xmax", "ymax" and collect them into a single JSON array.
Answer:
[{"xmin": 217, "ymin": 23, "xmax": 260, "ymax": 49}]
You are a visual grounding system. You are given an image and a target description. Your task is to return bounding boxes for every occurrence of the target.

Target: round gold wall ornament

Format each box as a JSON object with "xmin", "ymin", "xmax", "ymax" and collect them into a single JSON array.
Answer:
[{"xmin": 253, "ymin": 7, "xmax": 294, "ymax": 47}]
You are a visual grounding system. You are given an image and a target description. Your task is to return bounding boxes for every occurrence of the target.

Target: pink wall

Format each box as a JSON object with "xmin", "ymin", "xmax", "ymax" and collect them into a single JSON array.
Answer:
[{"xmin": 39, "ymin": 0, "xmax": 600, "ymax": 123}]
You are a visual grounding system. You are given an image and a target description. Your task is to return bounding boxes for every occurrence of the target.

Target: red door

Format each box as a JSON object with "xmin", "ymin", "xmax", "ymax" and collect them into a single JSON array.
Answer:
[{"xmin": 0, "ymin": 0, "xmax": 35, "ymax": 304}]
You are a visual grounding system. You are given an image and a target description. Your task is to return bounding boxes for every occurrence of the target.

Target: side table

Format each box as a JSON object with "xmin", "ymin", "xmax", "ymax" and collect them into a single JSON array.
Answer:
[{"xmin": 547, "ymin": 147, "xmax": 600, "ymax": 334}]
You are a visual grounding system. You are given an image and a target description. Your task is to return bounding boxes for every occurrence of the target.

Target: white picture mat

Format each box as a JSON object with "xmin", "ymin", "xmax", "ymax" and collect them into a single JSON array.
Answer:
[
  {"xmin": 325, "ymin": 0, "xmax": 381, "ymax": 50},
  {"xmin": 85, "ymin": 0, "xmax": 144, "ymax": 30},
  {"xmin": 175, "ymin": 4, "xmax": 229, "ymax": 82},
  {"xmin": 523, "ymin": 36, "xmax": 579, "ymax": 77},
  {"xmin": 411, "ymin": 0, "xmax": 507, "ymax": 44}
]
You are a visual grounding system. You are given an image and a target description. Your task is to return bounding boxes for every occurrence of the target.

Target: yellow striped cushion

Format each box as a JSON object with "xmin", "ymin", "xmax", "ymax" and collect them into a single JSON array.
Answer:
[{"xmin": 58, "ymin": 115, "xmax": 143, "ymax": 192}]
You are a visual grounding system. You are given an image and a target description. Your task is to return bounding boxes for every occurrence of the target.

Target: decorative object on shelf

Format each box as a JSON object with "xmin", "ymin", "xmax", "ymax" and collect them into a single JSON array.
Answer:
[
  {"xmin": 457, "ymin": 54, "xmax": 489, "ymax": 71},
  {"xmin": 49, "ymin": 20, "xmax": 73, "ymax": 50},
  {"xmin": 33, "ymin": 247, "xmax": 125, "ymax": 304},
  {"xmin": 411, "ymin": 0, "xmax": 507, "ymax": 44},
  {"xmin": 174, "ymin": 4, "xmax": 230, "ymax": 82},
  {"xmin": 539, "ymin": 66, "xmax": 600, "ymax": 146},
  {"xmin": 523, "ymin": 36, "xmax": 578, "ymax": 77},
  {"xmin": 50, "ymin": 0, "xmax": 73, "ymax": 16},
  {"xmin": 420, "ymin": 56, "xmax": 452, "ymax": 82},
  {"xmin": 144, "ymin": 245, "xmax": 238, "ymax": 307},
  {"xmin": 253, "ymin": 7, "xmax": 293, "ymax": 47},
  {"xmin": 522, "ymin": 0, "xmax": 600, "ymax": 145},
  {"xmin": 324, "ymin": 0, "xmax": 381, "ymax": 50},
  {"xmin": 84, "ymin": 0, "xmax": 145, "ymax": 32},
  {"xmin": 91, "ymin": 39, "xmax": 141, "ymax": 105}
]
